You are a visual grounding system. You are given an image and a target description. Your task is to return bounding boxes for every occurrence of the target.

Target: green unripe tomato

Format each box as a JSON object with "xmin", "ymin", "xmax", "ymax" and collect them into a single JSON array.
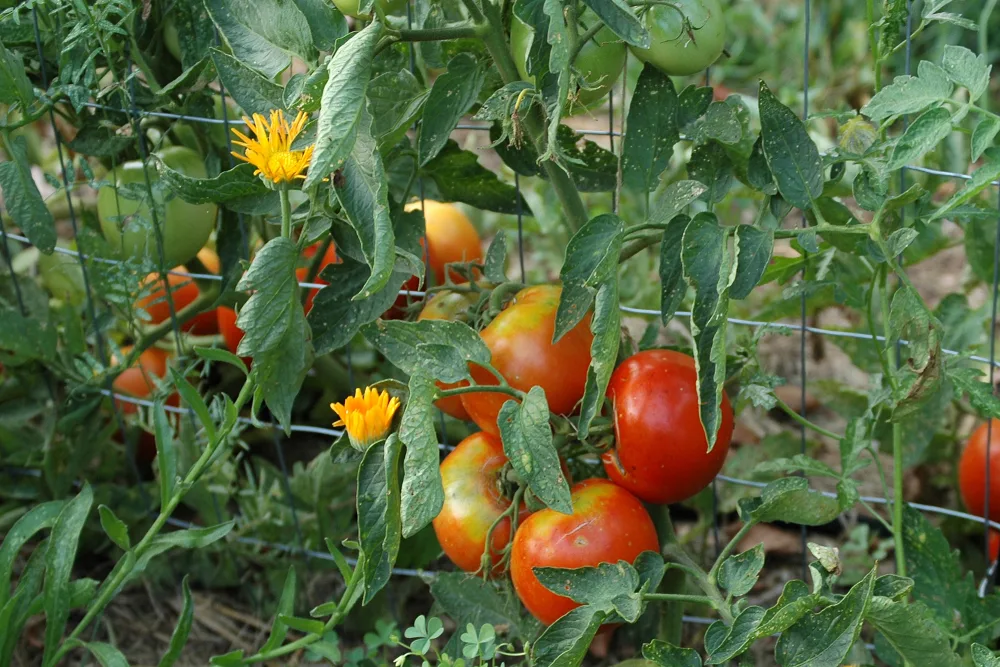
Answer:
[
  {"xmin": 332, "ymin": 0, "xmax": 407, "ymax": 19},
  {"xmin": 163, "ymin": 16, "xmax": 182, "ymax": 62},
  {"xmin": 38, "ymin": 244, "xmax": 87, "ymax": 307},
  {"xmin": 629, "ymin": 0, "xmax": 726, "ymax": 76},
  {"xmin": 98, "ymin": 146, "xmax": 216, "ymax": 269},
  {"xmin": 511, "ymin": 10, "xmax": 626, "ymax": 112}
]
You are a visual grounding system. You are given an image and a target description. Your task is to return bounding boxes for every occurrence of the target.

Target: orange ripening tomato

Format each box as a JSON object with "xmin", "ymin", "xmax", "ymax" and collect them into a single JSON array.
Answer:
[
  {"xmin": 216, "ymin": 306, "xmax": 251, "ymax": 367},
  {"xmin": 416, "ymin": 290, "xmax": 479, "ymax": 420},
  {"xmin": 601, "ymin": 349, "xmax": 734, "ymax": 504},
  {"xmin": 432, "ymin": 432, "xmax": 528, "ymax": 573},
  {"xmin": 297, "ymin": 241, "xmax": 340, "ymax": 314},
  {"xmin": 404, "ymin": 200, "xmax": 484, "ymax": 285},
  {"xmin": 959, "ymin": 419, "xmax": 1000, "ymax": 521},
  {"xmin": 460, "ymin": 285, "xmax": 592, "ymax": 436},
  {"xmin": 991, "ymin": 530, "xmax": 1000, "ymax": 562},
  {"xmin": 197, "ymin": 246, "xmax": 221, "ymax": 274},
  {"xmin": 111, "ymin": 346, "xmax": 176, "ymax": 415},
  {"xmin": 137, "ymin": 270, "xmax": 217, "ymax": 335},
  {"xmin": 510, "ymin": 479, "xmax": 659, "ymax": 625}
]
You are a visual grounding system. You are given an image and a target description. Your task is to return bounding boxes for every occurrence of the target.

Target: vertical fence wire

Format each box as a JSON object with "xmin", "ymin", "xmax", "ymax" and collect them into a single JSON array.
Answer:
[{"xmin": 798, "ymin": 0, "xmax": 812, "ymax": 581}]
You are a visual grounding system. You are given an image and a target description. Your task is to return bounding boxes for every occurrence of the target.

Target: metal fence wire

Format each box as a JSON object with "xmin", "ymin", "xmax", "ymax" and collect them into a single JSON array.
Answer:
[{"xmin": 3, "ymin": 0, "xmax": 1000, "ymax": 637}]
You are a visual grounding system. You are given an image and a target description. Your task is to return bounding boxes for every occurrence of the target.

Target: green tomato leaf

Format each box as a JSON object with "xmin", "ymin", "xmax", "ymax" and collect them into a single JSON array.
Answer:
[
  {"xmin": 887, "ymin": 106, "xmax": 953, "ymax": 170},
  {"xmin": 739, "ymin": 477, "xmax": 842, "ymax": 526},
  {"xmin": 774, "ymin": 567, "xmax": 876, "ymax": 667},
  {"xmin": 430, "ymin": 572, "xmax": 526, "ymax": 636},
  {"xmin": 555, "ymin": 213, "xmax": 624, "ymax": 341},
  {"xmin": 419, "ymin": 53, "xmax": 486, "ymax": 165},
  {"xmin": 973, "ymin": 644, "xmax": 1000, "ymax": 667},
  {"xmin": 367, "ymin": 70, "xmax": 428, "ymax": 153},
  {"xmin": 862, "ymin": 60, "xmax": 953, "ymax": 122},
  {"xmin": 731, "ymin": 225, "xmax": 774, "ymax": 300},
  {"xmin": 335, "ymin": 106, "xmax": 396, "ymax": 299},
  {"xmin": 579, "ymin": 279, "xmax": 620, "ymax": 435},
  {"xmin": 972, "ymin": 116, "xmax": 1000, "ymax": 162},
  {"xmin": 362, "ymin": 319, "xmax": 492, "ymax": 382},
  {"xmin": 647, "ymin": 180, "xmax": 708, "ymax": 227},
  {"xmin": 0, "ymin": 135, "xmax": 56, "ymax": 253},
  {"xmin": 681, "ymin": 213, "xmax": 731, "ymax": 451},
  {"xmin": 498, "ymin": 387, "xmax": 572, "ymax": 515},
  {"xmin": 949, "ymin": 365, "xmax": 1000, "ymax": 420},
  {"xmin": 704, "ymin": 606, "xmax": 766, "ymax": 664},
  {"xmin": 398, "ymin": 375, "xmax": 445, "ymax": 538},
  {"xmin": 0, "ymin": 304, "xmax": 57, "ymax": 362},
  {"xmin": 941, "ymin": 45, "xmax": 991, "ymax": 101},
  {"xmin": 42, "ymin": 484, "xmax": 94, "ymax": 664},
  {"xmin": 308, "ymin": 257, "xmax": 411, "ymax": 355},
  {"xmin": 158, "ymin": 576, "xmax": 195, "ymax": 667},
  {"xmin": 622, "ymin": 65, "xmax": 679, "ymax": 192},
  {"xmin": 758, "ymin": 81, "xmax": 823, "ymax": 210},
  {"xmin": 534, "ymin": 560, "xmax": 641, "ymax": 620},
  {"xmin": 484, "ymin": 230, "xmax": 509, "ymax": 284},
  {"xmin": 422, "ymin": 140, "xmax": 531, "ymax": 214},
  {"xmin": 717, "ymin": 544, "xmax": 765, "ymax": 597},
  {"xmin": 530, "ymin": 606, "xmax": 607, "ymax": 667},
  {"xmin": 357, "ymin": 435, "xmax": 403, "ymax": 603},
  {"xmin": 687, "ymin": 141, "xmax": 734, "ymax": 204},
  {"xmin": 579, "ymin": 0, "xmax": 648, "ymax": 47},
  {"xmin": 867, "ymin": 597, "xmax": 964, "ymax": 667},
  {"xmin": 206, "ymin": 0, "xmax": 315, "ymax": 79},
  {"xmin": 931, "ymin": 148, "xmax": 1000, "ymax": 222},
  {"xmin": 643, "ymin": 639, "xmax": 703, "ymax": 666},
  {"xmin": 659, "ymin": 214, "xmax": 690, "ymax": 326},
  {"xmin": 210, "ymin": 49, "xmax": 286, "ymax": 117},
  {"xmin": 160, "ymin": 161, "xmax": 269, "ymax": 204},
  {"xmin": 291, "ymin": 0, "xmax": 348, "ymax": 52},
  {"xmin": 0, "ymin": 39, "xmax": 34, "ymax": 108},
  {"xmin": 305, "ymin": 21, "xmax": 383, "ymax": 188}
]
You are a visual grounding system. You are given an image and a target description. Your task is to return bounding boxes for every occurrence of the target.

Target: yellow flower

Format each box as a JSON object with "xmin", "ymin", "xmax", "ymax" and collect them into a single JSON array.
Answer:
[
  {"xmin": 332, "ymin": 387, "xmax": 401, "ymax": 450},
  {"xmin": 231, "ymin": 110, "xmax": 314, "ymax": 185}
]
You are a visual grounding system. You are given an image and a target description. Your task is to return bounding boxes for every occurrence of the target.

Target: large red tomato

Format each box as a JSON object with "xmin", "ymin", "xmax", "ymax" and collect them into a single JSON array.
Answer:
[
  {"xmin": 959, "ymin": 419, "xmax": 1000, "ymax": 521},
  {"xmin": 510, "ymin": 479, "xmax": 659, "ymax": 625},
  {"xmin": 432, "ymin": 432, "xmax": 526, "ymax": 573},
  {"xmin": 417, "ymin": 290, "xmax": 479, "ymax": 420},
  {"xmin": 602, "ymin": 349, "xmax": 733, "ymax": 505},
  {"xmin": 460, "ymin": 285, "xmax": 593, "ymax": 436}
]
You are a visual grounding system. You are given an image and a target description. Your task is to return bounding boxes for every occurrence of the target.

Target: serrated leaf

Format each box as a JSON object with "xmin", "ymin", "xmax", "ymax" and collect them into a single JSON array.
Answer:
[
  {"xmin": 622, "ymin": 66, "xmax": 679, "ymax": 192},
  {"xmin": 498, "ymin": 387, "xmax": 572, "ymax": 514},
  {"xmin": 578, "ymin": 279, "xmax": 620, "ymax": 434},
  {"xmin": 484, "ymin": 231, "xmax": 508, "ymax": 283},
  {"xmin": 555, "ymin": 214, "xmax": 623, "ymax": 341},
  {"xmin": 530, "ymin": 606, "xmax": 606, "ymax": 667},
  {"xmin": 688, "ymin": 141, "xmax": 734, "ymax": 204},
  {"xmin": 867, "ymin": 597, "xmax": 963, "ymax": 667},
  {"xmin": 643, "ymin": 639, "xmax": 702, "ymax": 666},
  {"xmin": 291, "ymin": 0, "xmax": 348, "ymax": 51},
  {"xmin": 398, "ymin": 375, "xmax": 445, "ymax": 538},
  {"xmin": 335, "ymin": 107, "xmax": 395, "ymax": 298},
  {"xmin": 758, "ymin": 81, "xmax": 823, "ymax": 210},
  {"xmin": 972, "ymin": 116, "xmax": 1000, "ymax": 162},
  {"xmin": 362, "ymin": 319, "xmax": 492, "ymax": 382},
  {"xmin": 210, "ymin": 49, "xmax": 286, "ymax": 117},
  {"xmin": 419, "ymin": 54, "xmax": 486, "ymax": 165},
  {"xmin": 158, "ymin": 576, "xmax": 194, "ymax": 667},
  {"xmin": 740, "ymin": 477, "xmax": 842, "ymax": 526},
  {"xmin": 950, "ymin": 366, "xmax": 1000, "ymax": 420},
  {"xmin": 887, "ymin": 107, "xmax": 953, "ymax": 170},
  {"xmin": 430, "ymin": 572, "xmax": 525, "ymax": 634},
  {"xmin": 731, "ymin": 226, "xmax": 773, "ymax": 300},
  {"xmin": 305, "ymin": 22, "xmax": 382, "ymax": 187},
  {"xmin": 0, "ymin": 39, "xmax": 33, "ymax": 108},
  {"xmin": 206, "ymin": 0, "xmax": 314, "ymax": 79},
  {"xmin": 717, "ymin": 544, "xmax": 765, "ymax": 597},
  {"xmin": 705, "ymin": 606, "xmax": 766, "ymax": 664},
  {"xmin": 368, "ymin": 70, "xmax": 428, "ymax": 152},
  {"xmin": 357, "ymin": 435, "xmax": 403, "ymax": 603},
  {"xmin": 973, "ymin": 644, "xmax": 1000, "ymax": 667},
  {"xmin": 931, "ymin": 149, "xmax": 1000, "ymax": 221},
  {"xmin": 579, "ymin": 0, "xmax": 648, "ymax": 46},
  {"xmin": 862, "ymin": 61, "xmax": 953, "ymax": 122},
  {"xmin": 0, "ymin": 136, "xmax": 55, "ymax": 253},
  {"xmin": 941, "ymin": 45, "xmax": 991, "ymax": 101},
  {"xmin": 659, "ymin": 214, "xmax": 690, "ymax": 325},
  {"xmin": 160, "ymin": 161, "xmax": 269, "ymax": 204},
  {"xmin": 681, "ymin": 213, "xmax": 731, "ymax": 450},
  {"xmin": 42, "ymin": 484, "xmax": 94, "ymax": 664},
  {"xmin": 422, "ymin": 140, "xmax": 531, "ymax": 214},
  {"xmin": 534, "ymin": 560, "xmax": 640, "ymax": 618},
  {"xmin": 774, "ymin": 567, "xmax": 876, "ymax": 667}
]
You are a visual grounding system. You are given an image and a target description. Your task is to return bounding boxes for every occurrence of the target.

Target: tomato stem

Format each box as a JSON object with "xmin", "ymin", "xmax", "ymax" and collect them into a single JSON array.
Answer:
[
  {"xmin": 438, "ymin": 383, "xmax": 524, "ymax": 400},
  {"xmin": 279, "ymin": 187, "xmax": 292, "ymax": 239},
  {"xmin": 771, "ymin": 394, "xmax": 842, "ymax": 441}
]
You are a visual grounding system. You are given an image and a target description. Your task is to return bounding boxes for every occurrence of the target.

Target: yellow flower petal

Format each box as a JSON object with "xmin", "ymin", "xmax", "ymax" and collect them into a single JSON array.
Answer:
[
  {"xmin": 231, "ymin": 109, "xmax": 314, "ymax": 185},
  {"xmin": 331, "ymin": 386, "xmax": 400, "ymax": 450}
]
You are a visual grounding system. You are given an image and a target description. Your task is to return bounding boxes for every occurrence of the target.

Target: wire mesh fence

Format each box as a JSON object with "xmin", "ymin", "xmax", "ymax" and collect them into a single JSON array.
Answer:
[{"xmin": 3, "ymin": 0, "xmax": 1000, "ymax": 638}]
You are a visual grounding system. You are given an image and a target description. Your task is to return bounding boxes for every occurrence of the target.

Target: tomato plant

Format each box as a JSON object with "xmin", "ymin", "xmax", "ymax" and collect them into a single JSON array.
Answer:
[
  {"xmin": 461, "ymin": 285, "xmax": 592, "ymax": 436},
  {"xmin": 602, "ymin": 349, "xmax": 734, "ymax": 504},
  {"xmin": 417, "ymin": 289, "xmax": 479, "ymax": 419},
  {"xmin": 510, "ymin": 479, "xmax": 659, "ymax": 625},
  {"xmin": 98, "ymin": 146, "xmax": 217, "ymax": 269},
  {"xmin": 332, "ymin": 0, "xmax": 406, "ymax": 19}
]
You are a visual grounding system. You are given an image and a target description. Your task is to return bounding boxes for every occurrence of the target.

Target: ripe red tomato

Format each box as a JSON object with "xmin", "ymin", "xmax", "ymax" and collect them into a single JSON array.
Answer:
[
  {"xmin": 297, "ymin": 241, "xmax": 340, "ymax": 314},
  {"xmin": 990, "ymin": 530, "xmax": 1000, "ymax": 562},
  {"xmin": 417, "ymin": 290, "xmax": 479, "ymax": 420},
  {"xmin": 460, "ymin": 285, "xmax": 592, "ymax": 436},
  {"xmin": 959, "ymin": 420, "xmax": 1000, "ymax": 521},
  {"xmin": 433, "ymin": 432, "xmax": 526, "ymax": 573},
  {"xmin": 601, "ymin": 349, "xmax": 733, "ymax": 505},
  {"xmin": 510, "ymin": 478, "xmax": 659, "ymax": 625},
  {"xmin": 111, "ymin": 346, "xmax": 175, "ymax": 415},
  {"xmin": 137, "ymin": 271, "xmax": 218, "ymax": 335}
]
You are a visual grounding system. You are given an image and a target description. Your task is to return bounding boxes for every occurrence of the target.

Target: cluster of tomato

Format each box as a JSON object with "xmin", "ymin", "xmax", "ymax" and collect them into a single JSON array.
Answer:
[{"xmin": 409, "ymin": 207, "xmax": 735, "ymax": 626}]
